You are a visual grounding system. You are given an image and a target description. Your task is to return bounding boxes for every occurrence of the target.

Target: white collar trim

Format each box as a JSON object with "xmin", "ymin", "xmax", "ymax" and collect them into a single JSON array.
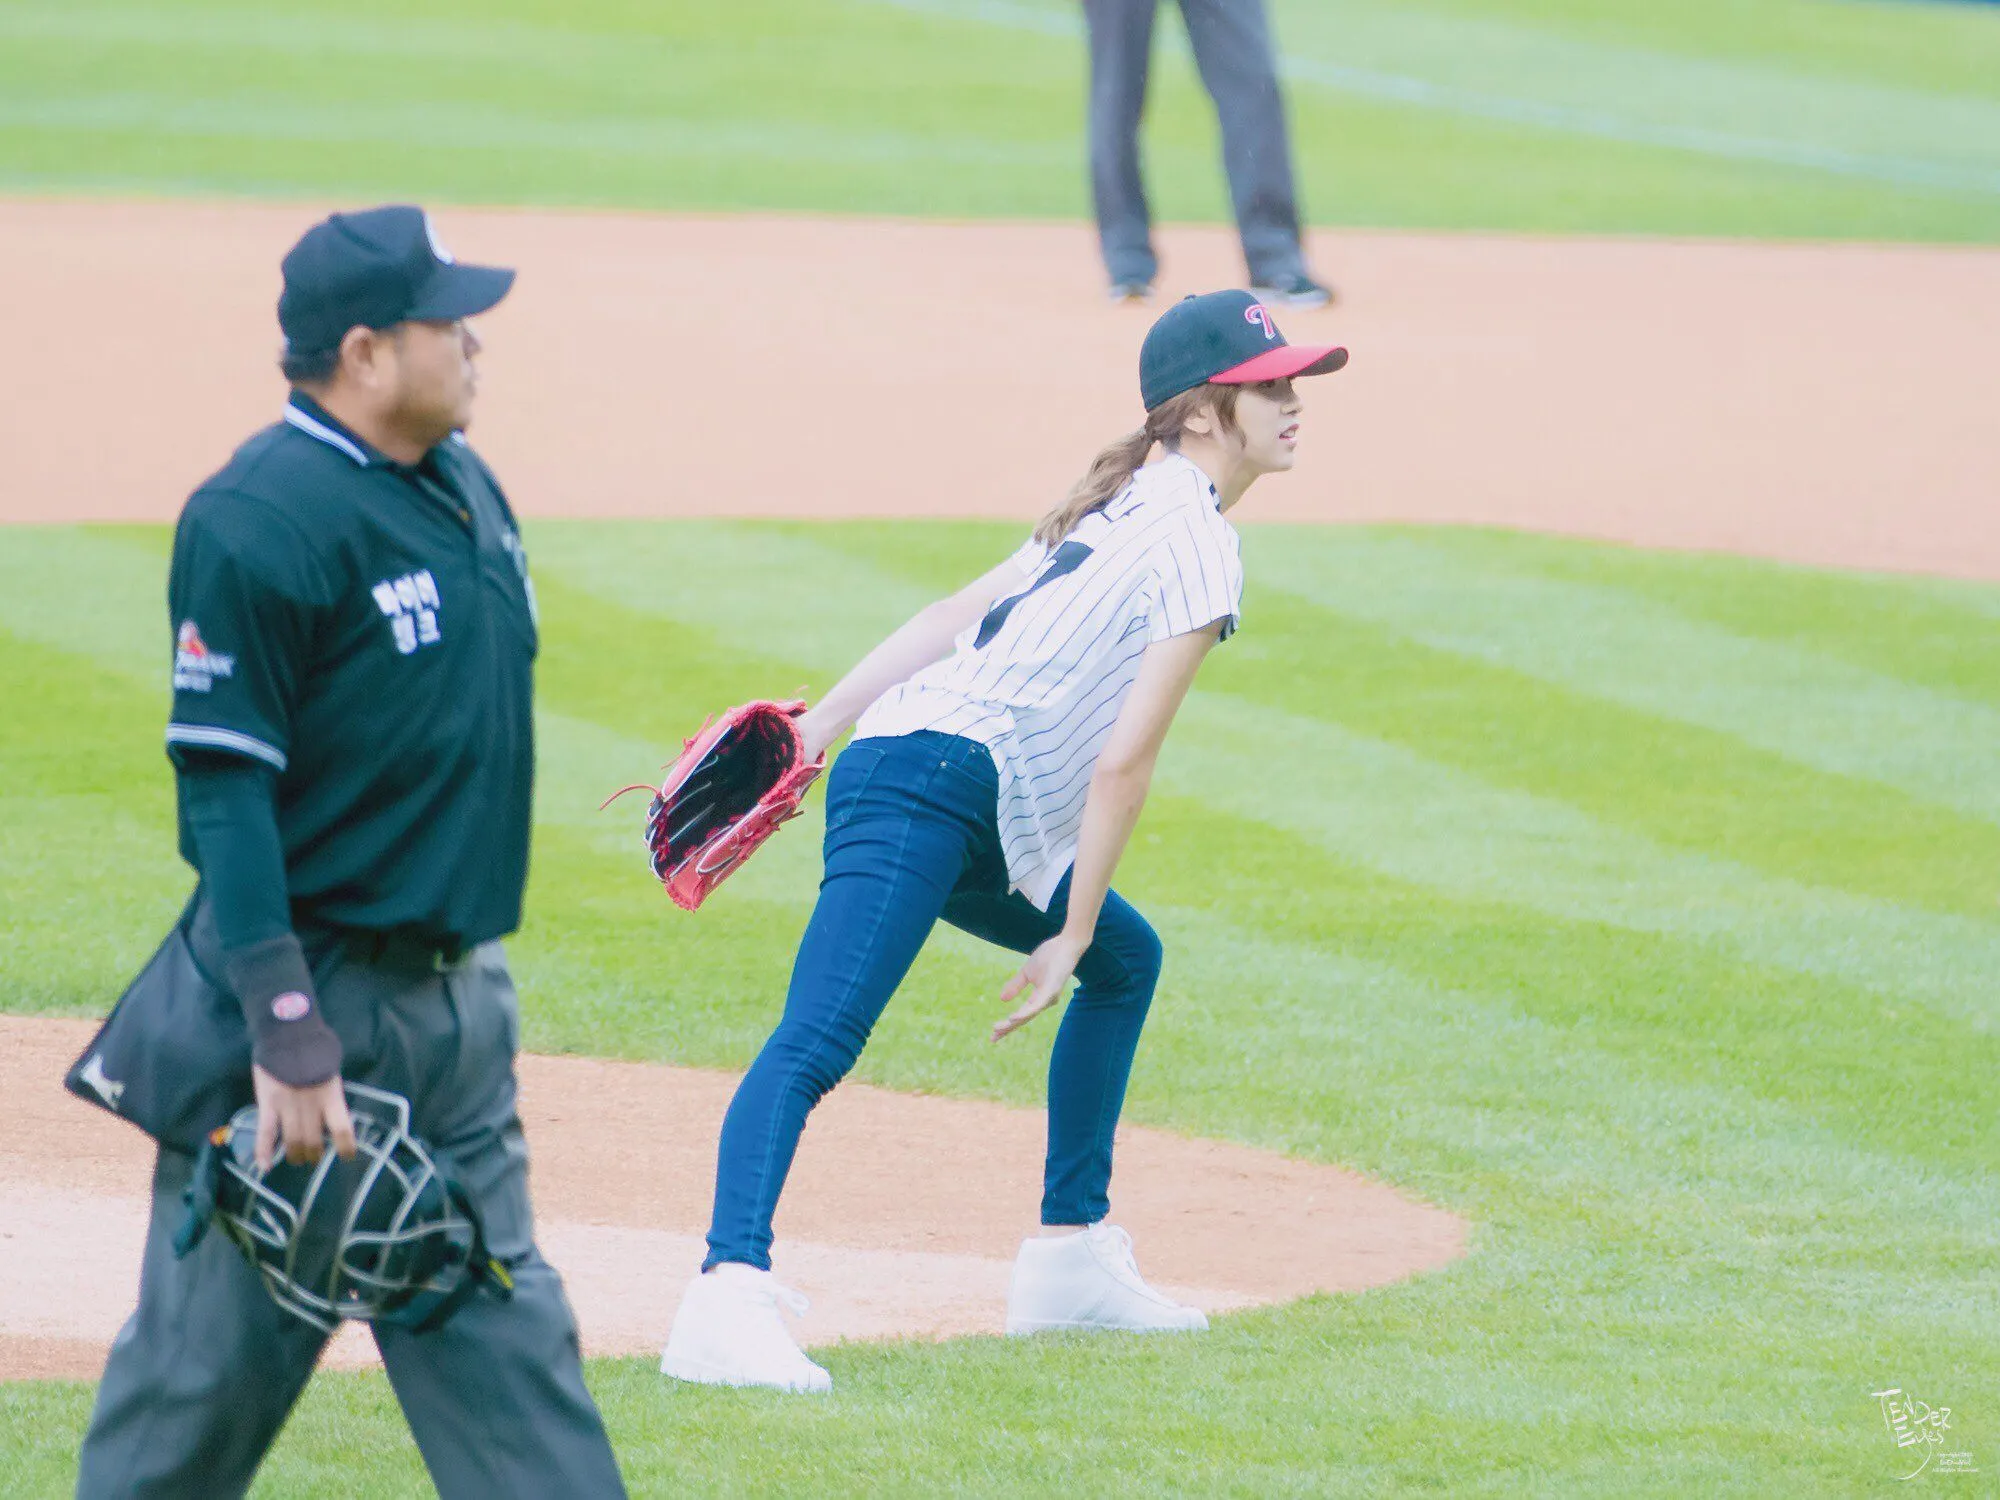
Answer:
[{"xmin": 283, "ymin": 402, "xmax": 371, "ymax": 467}]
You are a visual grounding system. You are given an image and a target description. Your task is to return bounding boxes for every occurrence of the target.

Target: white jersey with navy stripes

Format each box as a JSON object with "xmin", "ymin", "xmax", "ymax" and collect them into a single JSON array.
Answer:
[{"xmin": 854, "ymin": 452, "xmax": 1244, "ymax": 910}]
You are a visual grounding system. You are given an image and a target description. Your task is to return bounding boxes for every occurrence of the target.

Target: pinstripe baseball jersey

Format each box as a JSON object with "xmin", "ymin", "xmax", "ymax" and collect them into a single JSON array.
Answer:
[{"xmin": 855, "ymin": 452, "xmax": 1243, "ymax": 909}]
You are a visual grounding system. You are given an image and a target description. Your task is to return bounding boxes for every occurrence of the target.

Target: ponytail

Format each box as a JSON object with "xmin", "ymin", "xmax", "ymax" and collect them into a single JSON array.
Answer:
[
  {"xmin": 1035, "ymin": 428, "xmax": 1152, "ymax": 544},
  {"xmin": 1034, "ymin": 384, "xmax": 1243, "ymax": 544}
]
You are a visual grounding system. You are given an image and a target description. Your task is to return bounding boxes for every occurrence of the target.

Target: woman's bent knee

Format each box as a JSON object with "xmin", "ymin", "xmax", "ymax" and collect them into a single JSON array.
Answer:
[
  {"xmin": 1082, "ymin": 907, "xmax": 1163, "ymax": 1001},
  {"xmin": 749, "ymin": 1021, "xmax": 865, "ymax": 1104}
]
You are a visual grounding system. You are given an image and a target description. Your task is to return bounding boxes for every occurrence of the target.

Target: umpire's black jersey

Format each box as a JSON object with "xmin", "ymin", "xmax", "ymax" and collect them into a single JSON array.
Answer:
[{"xmin": 166, "ymin": 393, "xmax": 539, "ymax": 948}]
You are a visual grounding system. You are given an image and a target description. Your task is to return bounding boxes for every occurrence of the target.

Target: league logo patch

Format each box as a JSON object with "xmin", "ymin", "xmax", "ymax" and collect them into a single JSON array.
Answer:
[
  {"xmin": 371, "ymin": 570, "xmax": 443, "ymax": 656},
  {"xmin": 173, "ymin": 620, "xmax": 236, "ymax": 693},
  {"xmin": 270, "ymin": 993, "xmax": 311, "ymax": 1023}
]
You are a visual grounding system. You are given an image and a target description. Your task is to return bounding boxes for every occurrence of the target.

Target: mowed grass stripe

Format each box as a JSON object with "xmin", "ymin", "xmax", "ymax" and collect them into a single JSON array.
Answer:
[
  {"xmin": 0, "ymin": 92, "xmax": 1073, "ymax": 171},
  {"xmin": 1128, "ymin": 796, "xmax": 1995, "ymax": 1180},
  {"xmin": 1167, "ymin": 690, "xmax": 2000, "ymax": 1033},
  {"xmin": 904, "ymin": 0, "xmax": 2000, "ymax": 187},
  {"xmin": 1420, "ymin": 525, "xmax": 2000, "ymax": 713},
  {"xmin": 1251, "ymin": 530, "xmax": 2000, "ymax": 829},
  {"xmin": 0, "ymin": 630, "xmax": 196, "ymax": 1011},
  {"xmin": 0, "ymin": 1, "xmax": 1076, "ymax": 147},
  {"xmin": 530, "ymin": 571, "xmax": 823, "ymax": 766},
  {"xmin": 524, "ymin": 520, "xmax": 922, "ymax": 683},
  {"xmin": 9, "ymin": 0, "xmax": 2000, "ymax": 246},
  {"xmin": 1129, "ymin": 901, "xmax": 1998, "ymax": 1295},
  {"xmin": 0, "ymin": 526, "xmax": 168, "ymax": 686},
  {"xmin": 1230, "ymin": 589, "xmax": 2000, "ymax": 917}
]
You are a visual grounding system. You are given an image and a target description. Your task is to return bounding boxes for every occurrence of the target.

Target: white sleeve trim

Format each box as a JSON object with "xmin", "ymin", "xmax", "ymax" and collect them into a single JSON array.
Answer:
[{"xmin": 166, "ymin": 723, "xmax": 288, "ymax": 771}]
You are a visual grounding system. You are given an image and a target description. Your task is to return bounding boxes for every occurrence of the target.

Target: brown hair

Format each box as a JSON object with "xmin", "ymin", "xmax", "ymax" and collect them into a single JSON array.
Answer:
[{"xmin": 1035, "ymin": 384, "xmax": 1242, "ymax": 544}]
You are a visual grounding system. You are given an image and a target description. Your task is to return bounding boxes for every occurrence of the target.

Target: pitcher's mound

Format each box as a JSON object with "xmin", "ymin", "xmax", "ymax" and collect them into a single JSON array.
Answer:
[{"xmin": 0, "ymin": 1017, "xmax": 1465, "ymax": 1381}]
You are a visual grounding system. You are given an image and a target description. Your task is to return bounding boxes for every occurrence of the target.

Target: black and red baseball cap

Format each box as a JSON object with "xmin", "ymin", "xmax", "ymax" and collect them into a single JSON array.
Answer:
[
  {"xmin": 1139, "ymin": 289, "xmax": 1347, "ymax": 411},
  {"xmin": 277, "ymin": 205, "xmax": 515, "ymax": 361}
]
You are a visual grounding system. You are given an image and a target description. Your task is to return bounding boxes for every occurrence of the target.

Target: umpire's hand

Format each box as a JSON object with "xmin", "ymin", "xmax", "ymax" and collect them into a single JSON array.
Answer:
[{"xmin": 252, "ymin": 1065, "xmax": 359, "ymax": 1170}]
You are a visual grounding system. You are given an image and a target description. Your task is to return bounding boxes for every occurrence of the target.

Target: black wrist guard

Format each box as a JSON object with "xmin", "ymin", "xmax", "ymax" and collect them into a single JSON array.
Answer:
[{"xmin": 222, "ymin": 933, "xmax": 343, "ymax": 1088}]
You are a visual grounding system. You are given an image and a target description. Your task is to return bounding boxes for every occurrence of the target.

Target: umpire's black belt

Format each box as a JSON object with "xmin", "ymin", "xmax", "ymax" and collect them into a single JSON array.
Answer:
[{"xmin": 342, "ymin": 928, "xmax": 471, "ymax": 974}]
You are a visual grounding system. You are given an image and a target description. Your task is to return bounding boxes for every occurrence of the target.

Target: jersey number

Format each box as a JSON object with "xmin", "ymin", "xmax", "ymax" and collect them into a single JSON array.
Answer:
[{"xmin": 974, "ymin": 542, "xmax": 1094, "ymax": 650}]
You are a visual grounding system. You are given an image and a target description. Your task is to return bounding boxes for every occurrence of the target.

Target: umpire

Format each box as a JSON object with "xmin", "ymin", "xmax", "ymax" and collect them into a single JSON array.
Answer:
[
  {"xmin": 1085, "ymin": 0, "xmax": 1330, "ymax": 307},
  {"xmin": 73, "ymin": 206, "xmax": 626, "ymax": 1498}
]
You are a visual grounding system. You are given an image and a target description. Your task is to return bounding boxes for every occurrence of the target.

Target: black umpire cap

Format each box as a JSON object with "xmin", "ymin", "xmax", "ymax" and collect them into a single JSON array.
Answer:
[{"xmin": 278, "ymin": 205, "xmax": 515, "ymax": 361}]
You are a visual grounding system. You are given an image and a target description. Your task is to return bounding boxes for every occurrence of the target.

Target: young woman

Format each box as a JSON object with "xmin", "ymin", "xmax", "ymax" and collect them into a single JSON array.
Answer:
[{"xmin": 662, "ymin": 290, "xmax": 1348, "ymax": 1393}]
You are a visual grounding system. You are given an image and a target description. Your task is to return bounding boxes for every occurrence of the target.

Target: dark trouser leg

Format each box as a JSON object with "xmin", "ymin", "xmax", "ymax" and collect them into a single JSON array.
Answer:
[
  {"xmin": 941, "ymin": 876, "xmax": 1165, "ymax": 1227},
  {"xmin": 75, "ymin": 920, "xmax": 620, "ymax": 1500},
  {"xmin": 1084, "ymin": 0, "xmax": 1162, "ymax": 285},
  {"xmin": 74, "ymin": 1148, "xmax": 331, "ymax": 1500},
  {"xmin": 363, "ymin": 944, "xmax": 625, "ymax": 1500},
  {"xmin": 703, "ymin": 736, "xmax": 995, "ymax": 1271},
  {"xmin": 1176, "ymin": 0, "xmax": 1307, "ymax": 286}
]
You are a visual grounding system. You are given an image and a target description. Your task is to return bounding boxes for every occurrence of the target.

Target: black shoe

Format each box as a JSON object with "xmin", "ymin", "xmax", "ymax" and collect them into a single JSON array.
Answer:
[
  {"xmin": 1107, "ymin": 278, "xmax": 1155, "ymax": 304},
  {"xmin": 1250, "ymin": 274, "xmax": 1334, "ymax": 309}
]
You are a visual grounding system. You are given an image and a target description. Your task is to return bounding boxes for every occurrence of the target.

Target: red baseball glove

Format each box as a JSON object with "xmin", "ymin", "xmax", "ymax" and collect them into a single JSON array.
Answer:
[{"xmin": 603, "ymin": 700, "xmax": 826, "ymax": 911}]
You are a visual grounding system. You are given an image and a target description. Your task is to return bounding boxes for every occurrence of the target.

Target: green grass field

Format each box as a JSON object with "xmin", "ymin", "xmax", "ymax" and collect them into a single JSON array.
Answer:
[
  {"xmin": 1, "ymin": 0, "xmax": 1998, "ymax": 242},
  {"xmin": 2, "ymin": 519, "xmax": 1995, "ymax": 1495},
  {"xmin": 2, "ymin": 0, "xmax": 1995, "ymax": 1490}
]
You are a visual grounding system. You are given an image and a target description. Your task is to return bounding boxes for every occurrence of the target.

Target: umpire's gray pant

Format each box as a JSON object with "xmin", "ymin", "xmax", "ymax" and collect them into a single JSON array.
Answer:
[
  {"xmin": 1085, "ymin": 0, "xmax": 1308, "ymax": 287},
  {"xmin": 74, "ymin": 925, "xmax": 626, "ymax": 1500}
]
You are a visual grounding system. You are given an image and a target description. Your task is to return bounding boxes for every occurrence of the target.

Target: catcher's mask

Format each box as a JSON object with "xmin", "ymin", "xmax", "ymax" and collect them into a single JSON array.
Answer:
[{"xmin": 173, "ymin": 1081, "xmax": 513, "ymax": 1334}]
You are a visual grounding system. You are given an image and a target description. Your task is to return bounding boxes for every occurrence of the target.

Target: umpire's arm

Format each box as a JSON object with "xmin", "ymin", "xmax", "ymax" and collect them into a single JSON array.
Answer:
[
  {"xmin": 164, "ymin": 490, "xmax": 355, "ymax": 1168},
  {"xmin": 179, "ymin": 756, "xmax": 355, "ymax": 1168}
]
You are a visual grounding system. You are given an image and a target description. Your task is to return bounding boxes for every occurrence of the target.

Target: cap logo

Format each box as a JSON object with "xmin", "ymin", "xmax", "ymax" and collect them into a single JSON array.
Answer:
[
  {"xmin": 1245, "ymin": 303, "xmax": 1278, "ymax": 341},
  {"xmin": 422, "ymin": 212, "xmax": 455, "ymax": 266}
]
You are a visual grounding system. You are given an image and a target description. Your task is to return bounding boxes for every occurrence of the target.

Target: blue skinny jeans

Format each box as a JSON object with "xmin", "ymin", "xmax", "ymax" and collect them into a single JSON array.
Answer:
[{"xmin": 704, "ymin": 731, "xmax": 1164, "ymax": 1271}]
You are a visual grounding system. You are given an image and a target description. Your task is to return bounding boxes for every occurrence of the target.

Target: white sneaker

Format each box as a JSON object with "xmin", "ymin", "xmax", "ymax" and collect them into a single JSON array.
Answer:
[
  {"xmin": 1005, "ymin": 1224, "xmax": 1209, "ymax": 1335},
  {"xmin": 659, "ymin": 1263, "xmax": 832, "ymax": 1393}
]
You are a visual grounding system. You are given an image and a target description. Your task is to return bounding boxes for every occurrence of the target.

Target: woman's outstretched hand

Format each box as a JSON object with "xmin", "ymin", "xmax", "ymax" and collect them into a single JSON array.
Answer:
[{"xmin": 992, "ymin": 931, "xmax": 1091, "ymax": 1042}]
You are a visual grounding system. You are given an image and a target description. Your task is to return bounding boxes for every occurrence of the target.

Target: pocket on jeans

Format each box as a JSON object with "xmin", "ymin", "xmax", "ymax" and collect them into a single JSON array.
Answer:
[
  {"xmin": 825, "ymin": 741, "xmax": 891, "ymax": 829},
  {"xmin": 934, "ymin": 745, "xmax": 999, "ymax": 800}
]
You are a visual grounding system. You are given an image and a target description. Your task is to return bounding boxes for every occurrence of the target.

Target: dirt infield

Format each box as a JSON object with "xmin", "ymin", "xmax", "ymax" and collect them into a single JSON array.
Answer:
[
  {"xmin": 0, "ymin": 1018, "xmax": 1463, "ymax": 1382},
  {"xmin": 4, "ymin": 199, "xmax": 1996, "ymax": 576}
]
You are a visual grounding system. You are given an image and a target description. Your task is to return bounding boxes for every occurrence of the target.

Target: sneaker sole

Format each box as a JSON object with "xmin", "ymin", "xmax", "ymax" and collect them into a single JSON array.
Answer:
[
  {"xmin": 1005, "ymin": 1314, "xmax": 1209, "ymax": 1336},
  {"xmin": 660, "ymin": 1351, "xmax": 831, "ymax": 1393},
  {"xmin": 1251, "ymin": 288, "xmax": 1333, "ymax": 310}
]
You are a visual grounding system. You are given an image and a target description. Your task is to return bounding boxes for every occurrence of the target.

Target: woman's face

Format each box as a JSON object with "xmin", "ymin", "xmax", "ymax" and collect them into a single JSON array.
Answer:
[{"xmin": 1230, "ymin": 379, "xmax": 1304, "ymax": 474}]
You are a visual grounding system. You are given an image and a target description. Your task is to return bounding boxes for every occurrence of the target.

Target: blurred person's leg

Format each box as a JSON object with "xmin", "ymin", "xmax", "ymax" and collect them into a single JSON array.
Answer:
[
  {"xmin": 1085, "ymin": 0, "xmax": 1161, "ymax": 292},
  {"xmin": 1177, "ymin": 0, "xmax": 1309, "ymax": 289}
]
